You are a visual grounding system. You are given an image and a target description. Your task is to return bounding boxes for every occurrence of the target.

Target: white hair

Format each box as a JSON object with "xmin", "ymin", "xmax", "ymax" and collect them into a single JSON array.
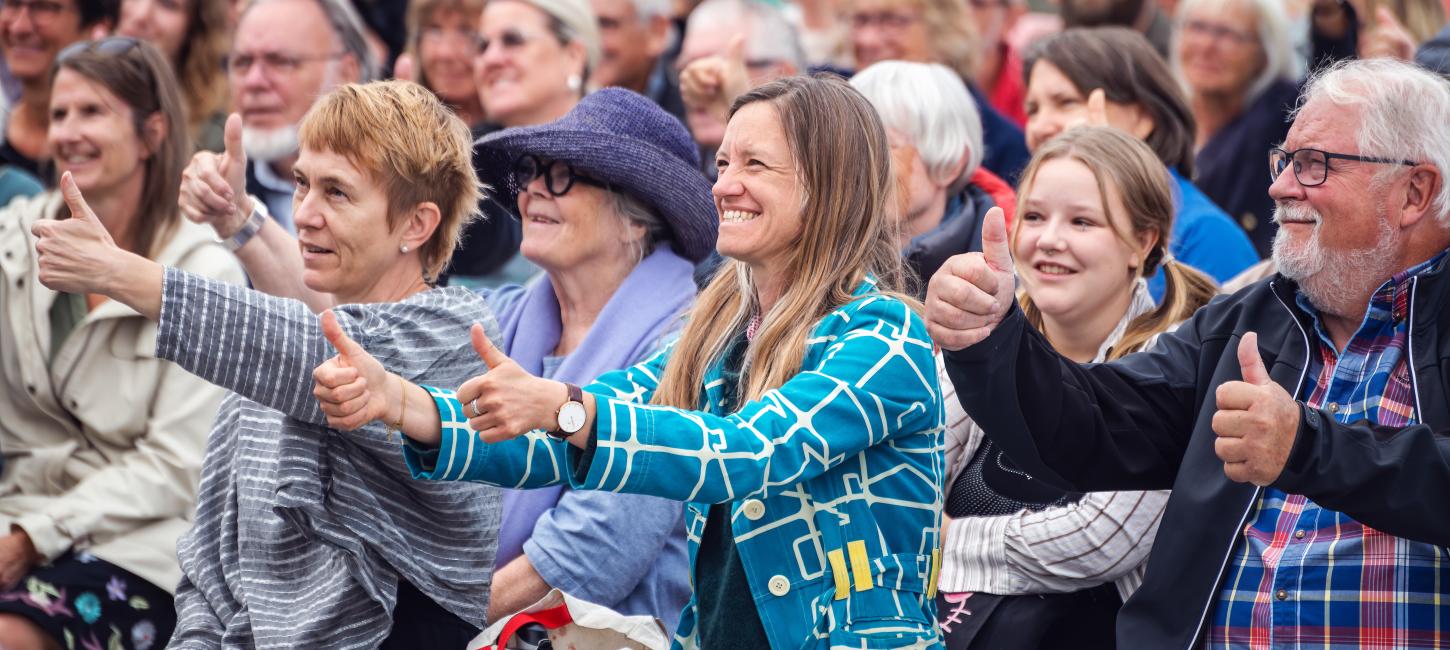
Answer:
[
  {"xmin": 850, "ymin": 61, "xmax": 983, "ymax": 192},
  {"xmin": 1296, "ymin": 58, "xmax": 1450, "ymax": 225},
  {"xmin": 1171, "ymin": 0, "xmax": 1300, "ymax": 104},
  {"xmin": 685, "ymin": 0, "xmax": 804, "ymax": 70},
  {"xmin": 626, "ymin": 0, "xmax": 671, "ymax": 20}
]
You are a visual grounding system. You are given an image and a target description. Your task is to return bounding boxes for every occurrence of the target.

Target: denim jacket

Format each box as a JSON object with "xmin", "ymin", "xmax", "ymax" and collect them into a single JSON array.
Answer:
[{"xmin": 406, "ymin": 280, "xmax": 946, "ymax": 648}]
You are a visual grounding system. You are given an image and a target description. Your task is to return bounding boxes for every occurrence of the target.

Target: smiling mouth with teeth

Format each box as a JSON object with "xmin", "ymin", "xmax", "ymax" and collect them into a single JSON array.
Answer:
[
  {"xmin": 1035, "ymin": 263, "xmax": 1076, "ymax": 275},
  {"xmin": 721, "ymin": 210, "xmax": 760, "ymax": 223}
]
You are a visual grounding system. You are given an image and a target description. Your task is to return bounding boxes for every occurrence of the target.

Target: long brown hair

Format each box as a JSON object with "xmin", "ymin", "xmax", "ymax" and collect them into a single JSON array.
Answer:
[
  {"xmin": 651, "ymin": 74, "xmax": 916, "ymax": 408},
  {"xmin": 1014, "ymin": 127, "xmax": 1216, "ymax": 359},
  {"xmin": 53, "ymin": 39, "xmax": 191, "ymax": 260},
  {"xmin": 175, "ymin": 0, "xmax": 231, "ymax": 144}
]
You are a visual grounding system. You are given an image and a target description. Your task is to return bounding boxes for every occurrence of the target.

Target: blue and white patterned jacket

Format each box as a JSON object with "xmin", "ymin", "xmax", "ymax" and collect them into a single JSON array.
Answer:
[{"xmin": 406, "ymin": 283, "xmax": 946, "ymax": 649}]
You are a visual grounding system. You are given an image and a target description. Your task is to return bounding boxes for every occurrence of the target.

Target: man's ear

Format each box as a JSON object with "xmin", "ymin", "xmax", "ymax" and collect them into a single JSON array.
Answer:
[{"xmin": 1400, "ymin": 165, "xmax": 1442, "ymax": 229}]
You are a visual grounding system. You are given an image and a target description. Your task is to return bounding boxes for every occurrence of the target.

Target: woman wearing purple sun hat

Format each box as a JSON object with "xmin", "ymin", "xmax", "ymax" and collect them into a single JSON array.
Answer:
[{"xmin": 447, "ymin": 87, "xmax": 715, "ymax": 631}]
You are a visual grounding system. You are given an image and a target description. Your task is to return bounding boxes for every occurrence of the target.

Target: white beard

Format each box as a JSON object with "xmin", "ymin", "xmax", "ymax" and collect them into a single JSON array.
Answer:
[
  {"xmin": 241, "ymin": 124, "xmax": 300, "ymax": 162},
  {"xmin": 1272, "ymin": 201, "xmax": 1398, "ymax": 318}
]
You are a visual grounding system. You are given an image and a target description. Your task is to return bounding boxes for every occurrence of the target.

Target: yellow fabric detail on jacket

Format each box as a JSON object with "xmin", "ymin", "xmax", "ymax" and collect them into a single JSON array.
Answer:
[
  {"xmin": 848, "ymin": 540, "xmax": 872, "ymax": 593},
  {"xmin": 828, "ymin": 549, "xmax": 851, "ymax": 600}
]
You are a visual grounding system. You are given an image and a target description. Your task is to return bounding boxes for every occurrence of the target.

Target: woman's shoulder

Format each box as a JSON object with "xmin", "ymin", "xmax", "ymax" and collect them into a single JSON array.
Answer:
[{"xmin": 820, "ymin": 288, "xmax": 925, "ymax": 336}]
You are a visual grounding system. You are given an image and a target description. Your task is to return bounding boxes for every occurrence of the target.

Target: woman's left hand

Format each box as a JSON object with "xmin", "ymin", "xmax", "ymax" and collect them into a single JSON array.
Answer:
[
  {"xmin": 0, "ymin": 530, "xmax": 39, "ymax": 590},
  {"xmin": 32, "ymin": 172, "xmax": 124, "ymax": 296},
  {"xmin": 456, "ymin": 324, "xmax": 570, "ymax": 443}
]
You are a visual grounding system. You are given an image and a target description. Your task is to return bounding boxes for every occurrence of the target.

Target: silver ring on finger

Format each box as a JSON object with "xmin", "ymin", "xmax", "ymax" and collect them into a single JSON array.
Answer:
[{"xmin": 471, "ymin": 398, "xmax": 481, "ymax": 418}]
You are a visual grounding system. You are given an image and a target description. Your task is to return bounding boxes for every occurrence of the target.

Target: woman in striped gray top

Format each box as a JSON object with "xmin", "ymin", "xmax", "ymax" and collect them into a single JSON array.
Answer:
[{"xmin": 31, "ymin": 81, "xmax": 503, "ymax": 649}]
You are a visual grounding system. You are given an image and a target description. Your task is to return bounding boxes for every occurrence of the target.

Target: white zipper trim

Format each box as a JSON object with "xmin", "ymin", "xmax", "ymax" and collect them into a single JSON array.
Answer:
[
  {"xmin": 1185, "ymin": 283, "xmax": 1313, "ymax": 650},
  {"xmin": 1407, "ymin": 277, "xmax": 1425, "ymax": 420}
]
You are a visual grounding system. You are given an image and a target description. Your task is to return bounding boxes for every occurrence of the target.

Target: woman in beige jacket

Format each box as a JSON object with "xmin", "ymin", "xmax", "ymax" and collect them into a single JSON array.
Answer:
[{"xmin": 0, "ymin": 39, "xmax": 241, "ymax": 650}]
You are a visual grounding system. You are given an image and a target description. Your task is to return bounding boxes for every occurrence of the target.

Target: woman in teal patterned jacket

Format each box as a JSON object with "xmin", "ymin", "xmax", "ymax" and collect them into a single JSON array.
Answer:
[{"xmin": 313, "ymin": 75, "xmax": 947, "ymax": 649}]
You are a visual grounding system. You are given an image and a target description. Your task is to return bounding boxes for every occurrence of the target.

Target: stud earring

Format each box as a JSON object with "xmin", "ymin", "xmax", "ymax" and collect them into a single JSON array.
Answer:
[
  {"xmin": 400, "ymin": 244, "xmax": 410, "ymax": 254},
  {"xmin": 567, "ymin": 74, "xmax": 582, "ymax": 93}
]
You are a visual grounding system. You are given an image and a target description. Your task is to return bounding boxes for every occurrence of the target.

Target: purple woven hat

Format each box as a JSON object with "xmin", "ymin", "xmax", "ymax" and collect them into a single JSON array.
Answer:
[{"xmin": 475, "ymin": 88, "xmax": 718, "ymax": 262}]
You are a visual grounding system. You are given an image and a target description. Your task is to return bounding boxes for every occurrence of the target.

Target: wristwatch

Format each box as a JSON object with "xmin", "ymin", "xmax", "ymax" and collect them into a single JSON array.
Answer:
[
  {"xmin": 548, "ymin": 383, "xmax": 586, "ymax": 441},
  {"xmin": 217, "ymin": 197, "xmax": 269, "ymax": 252}
]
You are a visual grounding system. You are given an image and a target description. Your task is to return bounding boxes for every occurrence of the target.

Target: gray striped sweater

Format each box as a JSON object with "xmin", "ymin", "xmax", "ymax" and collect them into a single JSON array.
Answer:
[{"xmin": 154, "ymin": 268, "xmax": 502, "ymax": 649}]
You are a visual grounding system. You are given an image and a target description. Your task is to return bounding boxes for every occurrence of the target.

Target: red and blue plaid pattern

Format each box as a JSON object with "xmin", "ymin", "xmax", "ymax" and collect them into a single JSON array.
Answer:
[{"xmin": 1209, "ymin": 253, "xmax": 1450, "ymax": 649}]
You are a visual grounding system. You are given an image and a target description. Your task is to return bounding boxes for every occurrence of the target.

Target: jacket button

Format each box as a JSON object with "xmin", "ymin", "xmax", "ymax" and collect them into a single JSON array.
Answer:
[
  {"xmin": 742, "ymin": 499, "xmax": 765, "ymax": 521},
  {"xmin": 767, "ymin": 575, "xmax": 790, "ymax": 597},
  {"xmin": 1326, "ymin": 402, "xmax": 1339, "ymax": 414},
  {"xmin": 25, "ymin": 384, "xmax": 35, "ymax": 395},
  {"xmin": 1275, "ymin": 589, "xmax": 1289, "ymax": 601},
  {"xmin": 1294, "ymin": 529, "xmax": 1306, "ymax": 540}
]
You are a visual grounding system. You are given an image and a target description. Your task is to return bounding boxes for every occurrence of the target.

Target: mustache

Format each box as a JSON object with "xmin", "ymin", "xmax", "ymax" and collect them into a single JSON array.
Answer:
[{"xmin": 1273, "ymin": 202, "xmax": 1321, "ymax": 225}]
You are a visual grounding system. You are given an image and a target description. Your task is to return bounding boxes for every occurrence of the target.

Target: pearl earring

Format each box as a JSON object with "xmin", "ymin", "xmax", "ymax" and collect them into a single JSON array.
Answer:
[
  {"xmin": 567, "ymin": 74, "xmax": 582, "ymax": 93},
  {"xmin": 400, "ymin": 244, "xmax": 410, "ymax": 254}
]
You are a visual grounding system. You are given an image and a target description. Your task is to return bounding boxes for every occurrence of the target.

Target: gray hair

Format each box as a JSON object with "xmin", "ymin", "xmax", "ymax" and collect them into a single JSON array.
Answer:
[
  {"xmin": 607, "ymin": 190, "xmax": 667, "ymax": 265},
  {"xmin": 243, "ymin": 0, "xmax": 379, "ymax": 81},
  {"xmin": 685, "ymin": 0, "xmax": 804, "ymax": 71},
  {"xmin": 1296, "ymin": 58, "xmax": 1450, "ymax": 225},
  {"xmin": 850, "ymin": 61, "xmax": 983, "ymax": 194},
  {"xmin": 626, "ymin": 0, "xmax": 672, "ymax": 21},
  {"xmin": 1171, "ymin": 0, "xmax": 1299, "ymax": 105}
]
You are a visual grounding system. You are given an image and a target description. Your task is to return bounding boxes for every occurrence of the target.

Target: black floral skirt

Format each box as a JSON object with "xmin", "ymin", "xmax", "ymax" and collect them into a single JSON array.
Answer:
[{"xmin": 0, "ymin": 550, "xmax": 175, "ymax": 650}]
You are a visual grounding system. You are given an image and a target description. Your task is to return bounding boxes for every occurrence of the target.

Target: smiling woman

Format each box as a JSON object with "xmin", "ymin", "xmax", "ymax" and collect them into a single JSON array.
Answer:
[
  {"xmin": 311, "ymin": 75, "xmax": 947, "ymax": 650},
  {"xmin": 0, "ymin": 39, "xmax": 242, "ymax": 650},
  {"xmin": 29, "ymin": 80, "xmax": 507, "ymax": 649}
]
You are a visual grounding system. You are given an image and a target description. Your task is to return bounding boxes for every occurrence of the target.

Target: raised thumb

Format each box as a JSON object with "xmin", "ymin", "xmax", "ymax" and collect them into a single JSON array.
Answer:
[
  {"xmin": 980, "ymin": 206, "xmax": 1013, "ymax": 273},
  {"xmin": 1237, "ymin": 331, "xmax": 1270, "ymax": 386},
  {"xmin": 1087, "ymin": 88, "xmax": 1109, "ymax": 127},
  {"xmin": 725, "ymin": 33, "xmax": 746, "ymax": 67},
  {"xmin": 59, "ymin": 172, "xmax": 100, "ymax": 224},
  {"xmin": 471, "ymin": 323, "xmax": 511, "ymax": 369},
  {"xmin": 321, "ymin": 309, "xmax": 365, "ymax": 363},
  {"xmin": 393, "ymin": 53, "xmax": 417, "ymax": 81},
  {"xmin": 223, "ymin": 113, "xmax": 244, "ymax": 167}
]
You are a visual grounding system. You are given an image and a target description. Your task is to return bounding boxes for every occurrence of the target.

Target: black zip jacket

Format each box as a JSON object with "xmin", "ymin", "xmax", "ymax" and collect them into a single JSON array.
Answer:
[{"xmin": 942, "ymin": 260, "xmax": 1450, "ymax": 649}]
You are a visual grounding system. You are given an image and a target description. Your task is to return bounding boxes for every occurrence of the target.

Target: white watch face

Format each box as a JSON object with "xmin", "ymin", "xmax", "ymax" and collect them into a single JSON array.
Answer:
[{"xmin": 558, "ymin": 401, "xmax": 586, "ymax": 433}]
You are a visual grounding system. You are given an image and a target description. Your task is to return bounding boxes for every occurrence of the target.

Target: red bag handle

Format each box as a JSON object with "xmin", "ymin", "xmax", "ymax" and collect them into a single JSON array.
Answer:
[{"xmin": 481, "ymin": 604, "xmax": 574, "ymax": 650}]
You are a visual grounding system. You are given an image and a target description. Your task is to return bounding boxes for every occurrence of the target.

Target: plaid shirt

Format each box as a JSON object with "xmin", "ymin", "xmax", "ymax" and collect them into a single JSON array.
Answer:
[{"xmin": 1209, "ymin": 252, "xmax": 1450, "ymax": 649}]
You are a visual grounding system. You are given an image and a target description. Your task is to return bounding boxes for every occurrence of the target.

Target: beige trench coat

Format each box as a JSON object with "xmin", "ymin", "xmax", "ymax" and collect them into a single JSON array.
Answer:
[{"xmin": 0, "ymin": 192, "xmax": 244, "ymax": 592}]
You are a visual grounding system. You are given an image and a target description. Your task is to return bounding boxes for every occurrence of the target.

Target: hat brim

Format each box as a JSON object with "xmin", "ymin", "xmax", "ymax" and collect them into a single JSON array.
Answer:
[{"xmin": 476, "ymin": 126, "xmax": 718, "ymax": 263}]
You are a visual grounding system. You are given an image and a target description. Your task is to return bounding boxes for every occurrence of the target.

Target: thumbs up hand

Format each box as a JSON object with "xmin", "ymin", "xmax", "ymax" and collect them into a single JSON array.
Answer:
[
  {"xmin": 926, "ymin": 206, "xmax": 1017, "ymax": 351},
  {"xmin": 680, "ymin": 35, "xmax": 750, "ymax": 134},
  {"xmin": 457, "ymin": 324, "xmax": 570, "ymax": 443},
  {"xmin": 180, "ymin": 112, "xmax": 253, "ymax": 239},
  {"xmin": 33, "ymin": 172, "xmax": 125, "ymax": 295},
  {"xmin": 313, "ymin": 309, "xmax": 395, "ymax": 431},
  {"xmin": 1212, "ymin": 332, "xmax": 1301, "ymax": 485}
]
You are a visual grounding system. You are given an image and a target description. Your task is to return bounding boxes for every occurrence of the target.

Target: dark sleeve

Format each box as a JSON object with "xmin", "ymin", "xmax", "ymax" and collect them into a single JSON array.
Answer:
[
  {"xmin": 1416, "ymin": 25, "xmax": 1450, "ymax": 75},
  {"xmin": 444, "ymin": 195, "xmax": 522, "ymax": 279},
  {"xmin": 1274, "ymin": 404, "xmax": 1450, "ymax": 546},
  {"xmin": 943, "ymin": 302, "xmax": 1205, "ymax": 492}
]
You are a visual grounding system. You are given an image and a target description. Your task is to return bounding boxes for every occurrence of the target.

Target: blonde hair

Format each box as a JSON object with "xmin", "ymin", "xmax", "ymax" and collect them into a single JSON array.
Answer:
[
  {"xmin": 1388, "ymin": 0, "xmax": 1446, "ymax": 44},
  {"xmin": 651, "ymin": 75, "xmax": 917, "ymax": 408},
  {"xmin": 176, "ymin": 0, "xmax": 231, "ymax": 142},
  {"xmin": 404, "ymin": 0, "xmax": 486, "ymax": 94},
  {"xmin": 298, "ymin": 80, "xmax": 483, "ymax": 281},
  {"xmin": 1013, "ymin": 127, "xmax": 1217, "ymax": 359}
]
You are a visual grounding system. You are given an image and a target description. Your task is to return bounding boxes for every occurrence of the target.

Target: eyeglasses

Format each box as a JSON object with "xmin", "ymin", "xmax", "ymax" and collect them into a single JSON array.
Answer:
[
  {"xmin": 512, "ymin": 154, "xmax": 609, "ymax": 196},
  {"xmin": 228, "ymin": 50, "xmax": 345, "ymax": 77},
  {"xmin": 0, "ymin": 0, "xmax": 70, "ymax": 24},
  {"xmin": 56, "ymin": 36, "xmax": 141, "ymax": 63},
  {"xmin": 474, "ymin": 28, "xmax": 544, "ymax": 56},
  {"xmin": 1180, "ymin": 19, "xmax": 1256, "ymax": 45},
  {"xmin": 1268, "ymin": 147, "xmax": 1419, "ymax": 187},
  {"xmin": 850, "ymin": 10, "xmax": 921, "ymax": 31},
  {"xmin": 420, "ymin": 26, "xmax": 481, "ymax": 48}
]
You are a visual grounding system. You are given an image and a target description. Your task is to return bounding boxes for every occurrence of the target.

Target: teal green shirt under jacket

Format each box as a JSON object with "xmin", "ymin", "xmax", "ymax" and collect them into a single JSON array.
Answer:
[{"xmin": 406, "ymin": 279, "xmax": 947, "ymax": 649}]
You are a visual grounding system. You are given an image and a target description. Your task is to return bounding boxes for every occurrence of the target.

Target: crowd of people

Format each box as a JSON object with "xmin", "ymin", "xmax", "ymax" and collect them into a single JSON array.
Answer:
[{"xmin": 1, "ymin": 0, "xmax": 1449, "ymax": 648}]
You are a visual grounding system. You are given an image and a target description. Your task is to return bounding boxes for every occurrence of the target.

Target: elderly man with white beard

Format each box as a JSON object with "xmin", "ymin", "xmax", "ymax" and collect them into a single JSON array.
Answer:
[
  {"xmin": 188, "ymin": 0, "xmax": 374, "ymax": 234},
  {"xmin": 926, "ymin": 57, "xmax": 1450, "ymax": 649}
]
